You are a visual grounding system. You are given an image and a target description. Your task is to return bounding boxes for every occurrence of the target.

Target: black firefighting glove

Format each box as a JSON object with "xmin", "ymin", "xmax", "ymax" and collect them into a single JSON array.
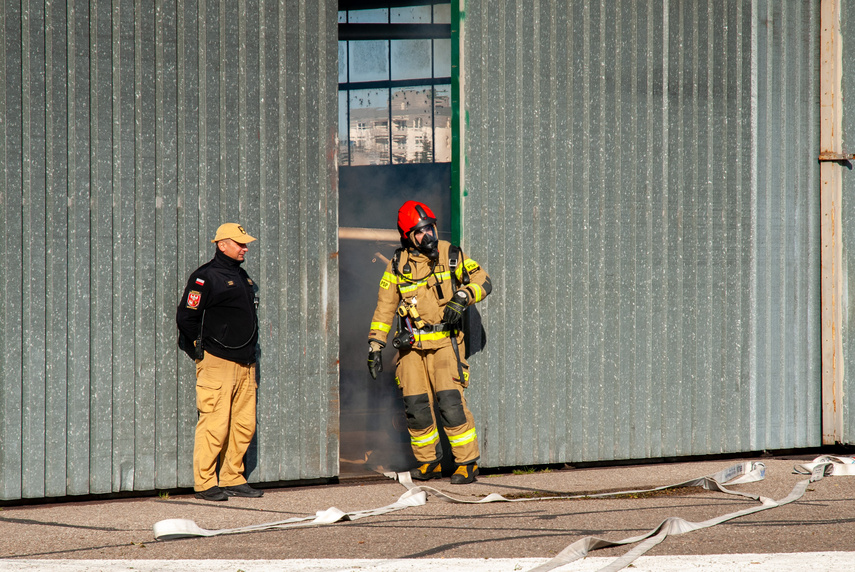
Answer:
[
  {"xmin": 442, "ymin": 290, "xmax": 469, "ymax": 326},
  {"xmin": 368, "ymin": 340, "xmax": 385, "ymax": 379}
]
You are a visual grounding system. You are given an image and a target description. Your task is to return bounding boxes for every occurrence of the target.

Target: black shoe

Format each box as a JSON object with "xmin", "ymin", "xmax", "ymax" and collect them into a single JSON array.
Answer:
[
  {"xmin": 409, "ymin": 460, "xmax": 442, "ymax": 481},
  {"xmin": 450, "ymin": 463, "xmax": 478, "ymax": 485},
  {"xmin": 194, "ymin": 486, "xmax": 228, "ymax": 501},
  {"xmin": 222, "ymin": 483, "xmax": 264, "ymax": 498}
]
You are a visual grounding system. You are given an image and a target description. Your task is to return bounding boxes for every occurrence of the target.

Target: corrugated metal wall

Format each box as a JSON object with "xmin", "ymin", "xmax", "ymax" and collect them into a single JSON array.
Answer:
[
  {"xmin": 0, "ymin": 0, "xmax": 833, "ymax": 500},
  {"xmin": 0, "ymin": 0, "xmax": 339, "ymax": 500},
  {"xmin": 459, "ymin": 0, "xmax": 822, "ymax": 467}
]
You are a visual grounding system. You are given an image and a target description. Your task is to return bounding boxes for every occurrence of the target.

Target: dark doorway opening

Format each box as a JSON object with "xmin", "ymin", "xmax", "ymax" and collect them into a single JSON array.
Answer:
[{"xmin": 337, "ymin": 1, "xmax": 453, "ymax": 476}]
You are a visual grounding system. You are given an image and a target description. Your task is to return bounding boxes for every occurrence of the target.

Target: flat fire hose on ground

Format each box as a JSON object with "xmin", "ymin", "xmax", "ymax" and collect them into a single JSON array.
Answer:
[{"xmin": 152, "ymin": 455, "xmax": 854, "ymax": 571}]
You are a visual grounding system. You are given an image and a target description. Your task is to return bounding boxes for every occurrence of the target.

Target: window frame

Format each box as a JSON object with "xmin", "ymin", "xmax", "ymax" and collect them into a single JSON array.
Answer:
[{"xmin": 338, "ymin": 2, "xmax": 452, "ymax": 167}]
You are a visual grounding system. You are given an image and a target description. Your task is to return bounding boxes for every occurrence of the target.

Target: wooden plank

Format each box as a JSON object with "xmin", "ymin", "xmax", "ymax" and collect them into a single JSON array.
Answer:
[{"xmin": 820, "ymin": 0, "xmax": 844, "ymax": 445}]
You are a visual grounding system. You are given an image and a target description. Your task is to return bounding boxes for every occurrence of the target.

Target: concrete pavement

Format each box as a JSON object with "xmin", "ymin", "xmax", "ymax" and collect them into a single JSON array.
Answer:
[{"xmin": 1, "ymin": 453, "xmax": 854, "ymax": 570}]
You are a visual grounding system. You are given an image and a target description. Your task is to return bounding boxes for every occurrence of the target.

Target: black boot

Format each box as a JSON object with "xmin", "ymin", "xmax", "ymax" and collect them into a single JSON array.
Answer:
[
  {"xmin": 409, "ymin": 460, "xmax": 442, "ymax": 481},
  {"xmin": 195, "ymin": 486, "xmax": 228, "ymax": 501},
  {"xmin": 222, "ymin": 483, "xmax": 264, "ymax": 498},
  {"xmin": 450, "ymin": 463, "xmax": 478, "ymax": 484}
]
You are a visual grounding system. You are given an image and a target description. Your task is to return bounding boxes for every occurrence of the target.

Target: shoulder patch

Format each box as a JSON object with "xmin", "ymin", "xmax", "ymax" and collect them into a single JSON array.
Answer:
[
  {"xmin": 380, "ymin": 278, "xmax": 391, "ymax": 290},
  {"xmin": 186, "ymin": 290, "xmax": 202, "ymax": 309}
]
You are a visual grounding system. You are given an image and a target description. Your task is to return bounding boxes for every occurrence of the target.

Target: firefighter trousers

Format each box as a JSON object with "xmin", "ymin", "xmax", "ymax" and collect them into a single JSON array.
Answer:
[
  {"xmin": 193, "ymin": 351, "xmax": 257, "ymax": 491},
  {"xmin": 397, "ymin": 344, "xmax": 479, "ymax": 465}
]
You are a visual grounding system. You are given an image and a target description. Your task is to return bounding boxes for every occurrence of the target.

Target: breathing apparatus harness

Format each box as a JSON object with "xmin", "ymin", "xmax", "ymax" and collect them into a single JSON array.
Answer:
[{"xmin": 391, "ymin": 245, "xmax": 470, "ymax": 382}]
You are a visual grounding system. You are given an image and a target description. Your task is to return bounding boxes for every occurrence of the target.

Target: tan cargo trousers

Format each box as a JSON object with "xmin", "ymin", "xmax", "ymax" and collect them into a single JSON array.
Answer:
[
  {"xmin": 397, "ymin": 344, "xmax": 479, "ymax": 465},
  {"xmin": 193, "ymin": 351, "xmax": 257, "ymax": 491}
]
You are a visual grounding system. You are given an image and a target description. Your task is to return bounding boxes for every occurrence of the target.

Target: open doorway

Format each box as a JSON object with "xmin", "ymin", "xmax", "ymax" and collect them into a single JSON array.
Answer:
[{"xmin": 337, "ymin": 1, "xmax": 453, "ymax": 476}]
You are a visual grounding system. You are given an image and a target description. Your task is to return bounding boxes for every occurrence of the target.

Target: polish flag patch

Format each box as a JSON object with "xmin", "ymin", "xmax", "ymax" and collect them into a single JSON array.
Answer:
[
  {"xmin": 195, "ymin": 278, "xmax": 205, "ymax": 286},
  {"xmin": 186, "ymin": 290, "xmax": 202, "ymax": 309}
]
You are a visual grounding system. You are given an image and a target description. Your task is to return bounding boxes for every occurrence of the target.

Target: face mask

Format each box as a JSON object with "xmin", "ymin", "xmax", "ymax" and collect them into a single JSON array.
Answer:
[{"xmin": 413, "ymin": 225, "xmax": 439, "ymax": 259}]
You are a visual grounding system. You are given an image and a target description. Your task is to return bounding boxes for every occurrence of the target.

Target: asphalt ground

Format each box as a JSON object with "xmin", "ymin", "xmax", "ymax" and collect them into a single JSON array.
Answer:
[{"xmin": 1, "ymin": 452, "xmax": 854, "ymax": 570}]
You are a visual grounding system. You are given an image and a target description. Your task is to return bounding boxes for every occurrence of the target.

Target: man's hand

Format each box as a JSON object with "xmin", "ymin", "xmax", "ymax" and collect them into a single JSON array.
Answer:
[
  {"xmin": 368, "ymin": 340, "xmax": 385, "ymax": 379},
  {"xmin": 442, "ymin": 290, "xmax": 469, "ymax": 325}
]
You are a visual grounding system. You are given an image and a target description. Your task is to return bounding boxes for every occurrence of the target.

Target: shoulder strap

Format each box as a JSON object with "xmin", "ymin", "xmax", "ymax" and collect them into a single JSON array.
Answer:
[
  {"xmin": 448, "ymin": 244, "xmax": 469, "ymax": 286},
  {"xmin": 391, "ymin": 247, "xmax": 405, "ymax": 277}
]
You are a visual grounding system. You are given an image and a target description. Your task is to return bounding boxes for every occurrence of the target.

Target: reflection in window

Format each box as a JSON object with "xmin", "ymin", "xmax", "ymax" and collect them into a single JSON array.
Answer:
[
  {"xmin": 350, "ymin": 88, "xmax": 390, "ymax": 166},
  {"xmin": 392, "ymin": 86, "xmax": 433, "ymax": 164},
  {"xmin": 339, "ymin": 1, "xmax": 452, "ymax": 166},
  {"xmin": 434, "ymin": 84, "xmax": 451, "ymax": 162}
]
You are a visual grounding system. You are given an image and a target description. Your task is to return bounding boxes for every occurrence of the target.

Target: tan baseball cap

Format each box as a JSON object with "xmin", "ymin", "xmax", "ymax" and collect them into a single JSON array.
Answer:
[{"xmin": 211, "ymin": 223, "xmax": 257, "ymax": 244}]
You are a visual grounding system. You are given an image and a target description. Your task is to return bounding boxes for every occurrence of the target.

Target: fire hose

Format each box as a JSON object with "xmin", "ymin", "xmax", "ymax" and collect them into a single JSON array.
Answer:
[{"xmin": 153, "ymin": 455, "xmax": 854, "ymax": 571}]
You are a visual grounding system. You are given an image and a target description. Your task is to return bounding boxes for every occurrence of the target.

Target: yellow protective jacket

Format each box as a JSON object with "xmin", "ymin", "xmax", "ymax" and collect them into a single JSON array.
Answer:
[{"xmin": 368, "ymin": 240, "xmax": 491, "ymax": 350}]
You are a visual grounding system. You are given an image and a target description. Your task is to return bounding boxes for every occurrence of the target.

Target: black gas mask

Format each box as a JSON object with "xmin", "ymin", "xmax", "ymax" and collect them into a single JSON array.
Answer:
[{"xmin": 411, "ymin": 223, "xmax": 439, "ymax": 259}]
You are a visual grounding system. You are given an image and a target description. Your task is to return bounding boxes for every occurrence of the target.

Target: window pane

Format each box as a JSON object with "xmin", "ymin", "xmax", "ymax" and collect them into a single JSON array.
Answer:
[
  {"xmin": 391, "ymin": 5, "xmax": 432, "ymax": 23},
  {"xmin": 349, "ymin": 40, "xmax": 389, "ymax": 83},
  {"xmin": 434, "ymin": 39, "xmax": 451, "ymax": 78},
  {"xmin": 338, "ymin": 10, "xmax": 347, "ymax": 23},
  {"xmin": 434, "ymin": 84, "xmax": 451, "ymax": 163},
  {"xmin": 434, "ymin": 3, "xmax": 451, "ymax": 24},
  {"xmin": 391, "ymin": 39, "xmax": 432, "ymax": 81},
  {"xmin": 392, "ymin": 86, "xmax": 433, "ymax": 164},
  {"xmin": 338, "ymin": 41, "xmax": 348, "ymax": 83},
  {"xmin": 350, "ymin": 88, "xmax": 390, "ymax": 166},
  {"xmin": 338, "ymin": 91, "xmax": 349, "ymax": 166},
  {"xmin": 348, "ymin": 8, "xmax": 388, "ymax": 23}
]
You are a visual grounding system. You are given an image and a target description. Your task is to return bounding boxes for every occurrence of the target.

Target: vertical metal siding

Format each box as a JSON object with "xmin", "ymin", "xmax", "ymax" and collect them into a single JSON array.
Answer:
[
  {"xmin": 839, "ymin": 0, "xmax": 855, "ymax": 445},
  {"xmin": 0, "ymin": 0, "xmax": 338, "ymax": 500},
  {"xmin": 460, "ymin": 0, "xmax": 821, "ymax": 467}
]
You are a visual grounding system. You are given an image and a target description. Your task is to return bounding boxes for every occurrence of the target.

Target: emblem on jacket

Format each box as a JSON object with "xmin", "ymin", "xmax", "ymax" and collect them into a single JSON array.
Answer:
[{"xmin": 186, "ymin": 290, "xmax": 202, "ymax": 309}]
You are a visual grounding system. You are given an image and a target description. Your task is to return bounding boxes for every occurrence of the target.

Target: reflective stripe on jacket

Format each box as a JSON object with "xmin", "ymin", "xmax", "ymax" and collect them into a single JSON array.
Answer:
[{"xmin": 368, "ymin": 240, "xmax": 491, "ymax": 350}]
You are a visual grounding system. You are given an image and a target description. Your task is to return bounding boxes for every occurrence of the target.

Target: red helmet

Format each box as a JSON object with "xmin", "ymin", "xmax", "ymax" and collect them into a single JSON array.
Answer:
[{"xmin": 397, "ymin": 200, "xmax": 437, "ymax": 240}]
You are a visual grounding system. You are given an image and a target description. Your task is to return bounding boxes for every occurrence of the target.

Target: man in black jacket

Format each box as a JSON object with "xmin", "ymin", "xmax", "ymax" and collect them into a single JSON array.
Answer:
[{"xmin": 176, "ymin": 223, "xmax": 263, "ymax": 501}]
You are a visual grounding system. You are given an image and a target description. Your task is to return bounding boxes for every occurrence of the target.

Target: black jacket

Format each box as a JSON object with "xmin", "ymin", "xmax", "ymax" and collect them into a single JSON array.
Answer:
[{"xmin": 176, "ymin": 249, "xmax": 259, "ymax": 364}]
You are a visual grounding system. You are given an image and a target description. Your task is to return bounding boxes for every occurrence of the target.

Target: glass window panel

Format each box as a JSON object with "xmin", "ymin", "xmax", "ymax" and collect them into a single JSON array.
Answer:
[
  {"xmin": 350, "ymin": 88, "xmax": 390, "ymax": 166},
  {"xmin": 338, "ymin": 91, "xmax": 349, "ymax": 166},
  {"xmin": 434, "ymin": 3, "xmax": 451, "ymax": 24},
  {"xmin": 391, "ymin": 5, "xmax": 431, "ymax": 23},
  {"xmin": 391, "ymin": 40, "xmax": 432, "ymax": 81},
  {"xmin": 348, "ymin": 8, "xmax": 388, "ymax": 23},
  {"xmin": 392, "ymin": 86, "xmax": 433, "ymax": 164},
  {"xmin": 338, "ymin": 10, "xmax": 347, "ymax": 23},
  {"xmin": 338, "ymin": 41, "xmax": 348, "ymax": 83},
  {"xmin": 433, "ymin": 84, "xmax": 452, "ymax": 163},
  {"xmin": 434, "ymin": 39, "xmax": 451, "ymax": 78},
  {"xmin": 349, "ymin": 40, "xmax": 389, "ymax": 83}
]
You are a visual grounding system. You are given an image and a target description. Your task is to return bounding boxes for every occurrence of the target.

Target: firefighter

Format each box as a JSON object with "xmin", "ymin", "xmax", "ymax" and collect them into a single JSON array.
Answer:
[{"xmin": 367, "ymin": 200, "xmax": 492, "ymax": 484}]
